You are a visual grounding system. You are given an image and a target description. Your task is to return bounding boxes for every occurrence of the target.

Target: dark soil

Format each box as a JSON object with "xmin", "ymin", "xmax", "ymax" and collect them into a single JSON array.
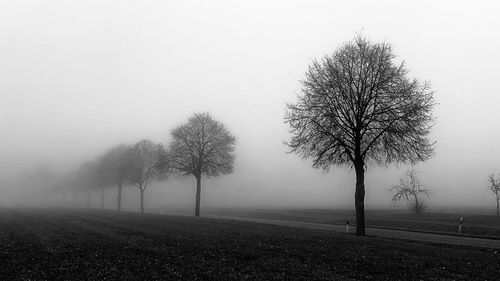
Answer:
[{"xmin": 0, "ymin": 208, "xmax": 499, "ymax": 280}]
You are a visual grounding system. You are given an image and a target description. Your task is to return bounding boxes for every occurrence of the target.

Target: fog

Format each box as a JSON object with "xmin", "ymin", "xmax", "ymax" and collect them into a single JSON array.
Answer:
[{"xmin": 1, "ymin": 0, "xmax": 500, "ymax": 211}]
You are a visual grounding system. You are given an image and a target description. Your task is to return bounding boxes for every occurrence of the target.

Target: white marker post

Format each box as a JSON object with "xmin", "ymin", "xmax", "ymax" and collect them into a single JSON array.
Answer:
[
  {"xmin": 458, "ymin": 216, "xmax": 464, "ymax": 234},
  {"xmin": 345, "ymin": 220, "xmax": 350, "ymax": 233}
]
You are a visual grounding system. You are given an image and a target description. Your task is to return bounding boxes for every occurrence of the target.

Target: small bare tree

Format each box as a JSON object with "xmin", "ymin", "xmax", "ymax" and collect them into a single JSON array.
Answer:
[
  {"xmin": 488, "ymin": 173, "xmax": 500, "ymax": 216},
  {"xmin": 132, "ymin": 140, "xmax": 170, "ymax": 213},
  {"xmin": 170, "ymin": 112, "xmax": 236, "ymax": 217},
  {"xmin": 391, "ymin": 169, "xmax": 431, "ymax": 214}
]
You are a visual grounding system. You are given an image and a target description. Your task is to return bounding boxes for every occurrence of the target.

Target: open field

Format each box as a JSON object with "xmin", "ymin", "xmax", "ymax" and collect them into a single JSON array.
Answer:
[
  {"xmin": 1, "ymin": 208, "xmax": 500, "ymax": 280},
  {"xmin": 204, "ymin": 208, "xmax": 500, "ymax": 237}
]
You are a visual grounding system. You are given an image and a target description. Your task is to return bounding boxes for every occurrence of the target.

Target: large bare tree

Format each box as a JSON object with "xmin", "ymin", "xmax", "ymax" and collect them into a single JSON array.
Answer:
[
  {"xmin": 170, "ymin": 112, "xmax": 236, "ymax": 217},
  {"xmin": 285, "ymin": 36, "xmax": 435, "ymax": 235},
  {"xmin": 488, "ymin": 173, "xmax": 500, "ymax": 216}
]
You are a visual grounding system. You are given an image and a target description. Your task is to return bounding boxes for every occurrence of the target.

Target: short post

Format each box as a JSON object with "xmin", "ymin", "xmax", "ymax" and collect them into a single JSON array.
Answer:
[
  {"xmin": 345, "ymin": 220, "xmax": 350, "ymax": 233},
  {"xmin": 458, "ymin": 216, "xmax": 463, "ymax": 234}
]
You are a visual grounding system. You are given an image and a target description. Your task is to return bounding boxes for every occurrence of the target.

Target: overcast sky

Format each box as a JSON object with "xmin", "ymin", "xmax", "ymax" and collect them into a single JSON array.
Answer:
[{"xmin": 1, "ymin": 0, "xmax": 500, "ymax": 209}]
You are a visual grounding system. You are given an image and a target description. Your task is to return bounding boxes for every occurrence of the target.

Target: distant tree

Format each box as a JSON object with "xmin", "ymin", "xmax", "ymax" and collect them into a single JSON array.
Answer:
[
  {"xmin": 76, "ymin": 161, "xmax": 101, "ymax": 208},
  {"xmin": 391, "ymin": 169, "xmax": 431, "ymax": 214},
  {"xmin": 99, "ymin": 145, "xmax": 138, "ymax": 211},
  {"xmin": 285, "ymin": 35, "xmax": 435, "ymax": 235},
  {"xmin": 52, "ymin": 172, "xmax": 75, "ymax": 207},
  {"xmin": 96, "ymin": 156, "xmax": 114, "ymax": 209},
  {"xmin": 170, "ymin": 112, "xmax": 236, "ymax": 217},
  {"xmin": 131, "ymin": 139, "xmax": 171, "ymax": 213},
  {"xmin": 488, "ymin": 173, "xmax": 500, "ymax": 216},
  {"xmin": 154, "ymin": 144, "xmax": 172, "ymax": 180}
]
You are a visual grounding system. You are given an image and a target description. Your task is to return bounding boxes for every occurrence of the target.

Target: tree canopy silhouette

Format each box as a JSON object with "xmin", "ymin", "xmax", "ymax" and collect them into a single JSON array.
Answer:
[
  {"xmin": 488, "ymin": 174, "xmax": 500, "ymax": 216},
  {"xmin": 131, "ymin": 139, "xmax": 170, "ymax": 213},
  {"xmin": 170, "ymin": 112, "xmax": 236, "ymax": 217},
  {"xmin": 74, "ymin": 161, "xmax": 100, "ymax": 208},
  {"xmin": 285, "ymin": 35, "xmax": 435, "ymax": 235},
  {"xmin": 99, "ymin": 144, "xmax": 139, "ymax": 211},
  {"xmin": 391, "ymin": 169, "xmax": 431, "ymax": 214}
]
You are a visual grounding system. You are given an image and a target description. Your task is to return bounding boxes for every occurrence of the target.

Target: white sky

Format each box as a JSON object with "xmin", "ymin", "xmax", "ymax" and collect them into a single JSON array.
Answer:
[{"xmin": 1, "ymin": 0, "xmax": 500, "ymax": 209}]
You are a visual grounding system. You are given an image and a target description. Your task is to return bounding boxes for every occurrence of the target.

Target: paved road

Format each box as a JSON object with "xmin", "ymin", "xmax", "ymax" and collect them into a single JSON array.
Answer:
[{"xmin": 207, "ymin": 215, "xmax": 500, "ymax": 249}]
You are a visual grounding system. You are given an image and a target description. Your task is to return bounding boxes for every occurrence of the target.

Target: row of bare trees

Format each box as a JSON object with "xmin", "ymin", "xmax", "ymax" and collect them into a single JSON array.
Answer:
[
  {"xmin": 68, "ymin": 140, "xmax": 169, "ymax": 213},
  {"xmin": 65, "ymin": 112, "xmax": 236, "ymax": 216}
]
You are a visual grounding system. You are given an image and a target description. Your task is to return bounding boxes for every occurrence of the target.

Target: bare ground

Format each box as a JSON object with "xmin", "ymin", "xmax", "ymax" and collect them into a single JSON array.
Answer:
[{"xmin": 0, "ymin": 208, "xmax": 499, "ymax": 280}]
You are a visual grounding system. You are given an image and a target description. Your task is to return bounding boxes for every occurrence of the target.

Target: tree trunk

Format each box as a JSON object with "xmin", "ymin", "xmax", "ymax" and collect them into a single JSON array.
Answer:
[
  {"xmin": 101, "ymin": 186, "xmax": 104, "ymax": 209},
  {"xmin": 117, "ymin": 182, "xmax": 122, "ymax": 211},
  {"xmin": 497, "ymin": 195, "xmax": 499, "ymax": 216},
  {"xmin": 140, "ymin": 189, "xmax": 144, "ymax": 214},
  {"xmin": 414, "ymin": 195, "xmax": 420, "ymax": 214},
  {"xmin": 195, "ymin": 176, "xmax": 201, "ymax": 217},
  {"xmin": 354, "ymin": 161, "xmax": 366, "ymax": 236},
  {"xmin": 86, "ymin": 190, "xmax": 91, "ymax": 209}
]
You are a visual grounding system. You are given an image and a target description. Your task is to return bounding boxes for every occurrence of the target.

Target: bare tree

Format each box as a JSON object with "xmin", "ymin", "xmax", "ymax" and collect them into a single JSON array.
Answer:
[
  {"xmin": 99, "ymin": 144, "xmax": 138, "ymax": 211},
  {"xmin": 488, "ymin": 173, "xmax": 500, "ymax": 216},
  {"xmin": 170, "ymin": 112, "xmax": 236, "ymax": 217},
  {"xmin": 132, "ymin": 139, "xmax": 170, "ymax": 213},
  {"xmin": 76, "ymin": 161, "xmax": 100, "ymax": 209},
  {"xmin": 391, "ymin": 169, "xmax": 431, "ymax": 214},
  {"xmin": 96, "ymin": 156, "xmax": 114, "ymax": 209},
  {"xmin": 154, "ymin": 144, "xmax": 172, "ymax": 180},
  {"xmin": 285, "ymin": 35, "xmax": 435, "ymax": 235}
]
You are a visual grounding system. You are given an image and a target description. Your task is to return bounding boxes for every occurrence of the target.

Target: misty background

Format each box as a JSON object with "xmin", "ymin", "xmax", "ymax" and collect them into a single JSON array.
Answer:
[{"xmin": 1, "ymin": 0, "xmax": 499, "ymax": 210}]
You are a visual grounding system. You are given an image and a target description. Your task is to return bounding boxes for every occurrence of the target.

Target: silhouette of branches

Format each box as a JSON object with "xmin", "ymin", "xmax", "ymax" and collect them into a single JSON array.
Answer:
[{"xmin": 391, "ymin": 169, "xmax": 431, "ymax": 214}]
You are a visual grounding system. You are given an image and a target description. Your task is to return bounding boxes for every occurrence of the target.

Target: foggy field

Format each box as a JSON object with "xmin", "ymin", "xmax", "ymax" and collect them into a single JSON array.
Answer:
[
  {"xmin": 1, "ymin": 209, "xmax": 500, "ymax": 280},
  {"xmin": 205, "ymin": 208, "xmax": 500, "ymax": 237},
  {"xmin": 3, "ymin": 1, "xmax": 500, "ymax": 280}
]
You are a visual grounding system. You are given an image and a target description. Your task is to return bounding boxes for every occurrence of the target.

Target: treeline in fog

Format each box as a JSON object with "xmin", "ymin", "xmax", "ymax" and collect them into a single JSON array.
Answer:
[{"xmin": 47, "ymin": 112, "xmax": 236, "ymax": 216}]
